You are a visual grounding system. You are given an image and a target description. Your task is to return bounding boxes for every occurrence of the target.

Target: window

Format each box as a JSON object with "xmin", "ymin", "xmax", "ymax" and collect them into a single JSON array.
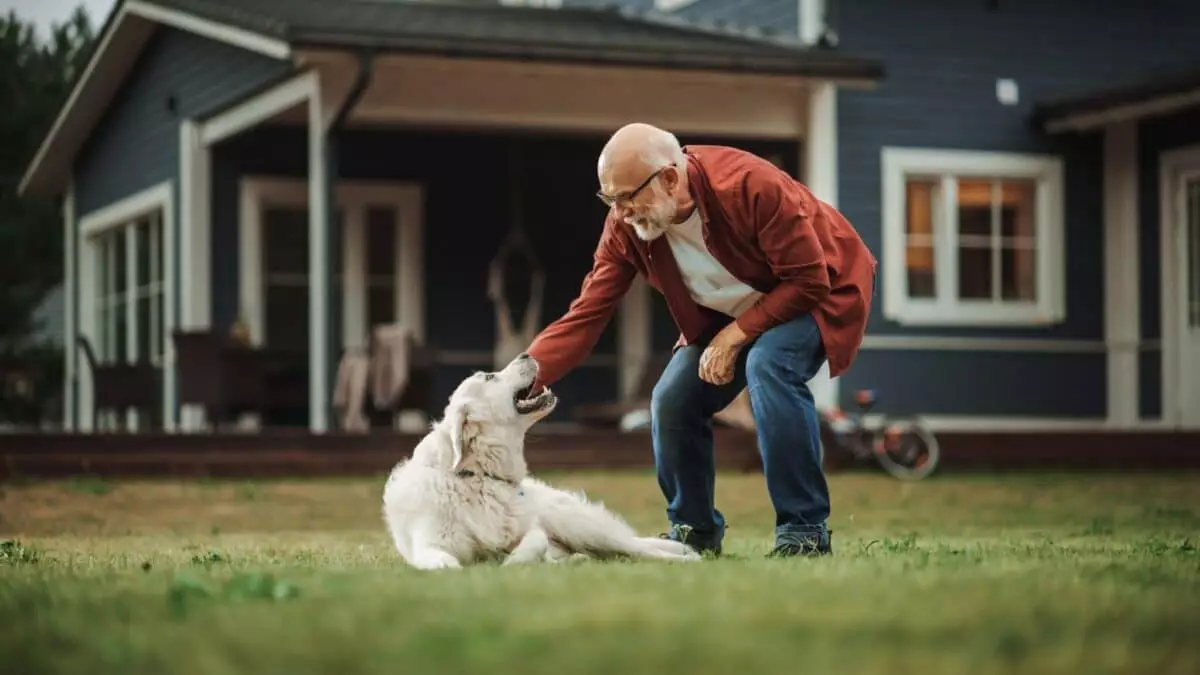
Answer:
[
  {"xmin": 881, "ymin": 147, "xmax": 1065, "ymax": 325},
  {"xmin": 91, "ymin": 214, "xmax": 165, "ymax": 365}
]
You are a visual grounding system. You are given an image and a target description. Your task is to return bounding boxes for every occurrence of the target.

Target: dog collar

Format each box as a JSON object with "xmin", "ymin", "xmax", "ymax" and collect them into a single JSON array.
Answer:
[{"xmin": 456, "ymin": 468, "xmax": 522, "ymax": 491}]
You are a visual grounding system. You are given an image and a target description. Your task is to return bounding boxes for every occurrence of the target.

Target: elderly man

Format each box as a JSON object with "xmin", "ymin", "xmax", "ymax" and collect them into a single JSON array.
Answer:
[{"xmin": 526, "ymin": 123, "xmax": 876, "ymax": 558}]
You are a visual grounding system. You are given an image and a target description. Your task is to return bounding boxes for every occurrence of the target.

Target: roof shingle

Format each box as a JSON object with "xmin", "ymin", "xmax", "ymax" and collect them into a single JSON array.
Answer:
[{"xmin": 149, "ymin": 0, "xmax": 884, "ymax": 78}]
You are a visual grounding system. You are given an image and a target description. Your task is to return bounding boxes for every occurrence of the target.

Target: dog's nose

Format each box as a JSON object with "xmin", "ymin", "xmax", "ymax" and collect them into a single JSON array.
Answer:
[{"xmin": 517, "ymin": 352, "xmax": 531, "ymax": 360}]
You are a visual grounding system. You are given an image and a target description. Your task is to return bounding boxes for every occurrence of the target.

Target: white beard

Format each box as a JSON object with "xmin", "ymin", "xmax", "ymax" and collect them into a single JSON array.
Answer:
[
  {"xmin": 628, "ymin": 217, "xmax": 670, "ymax": 242},
  {"xmin": 624, "ymin": 192, "xmax": 677, "ymax": 242}
]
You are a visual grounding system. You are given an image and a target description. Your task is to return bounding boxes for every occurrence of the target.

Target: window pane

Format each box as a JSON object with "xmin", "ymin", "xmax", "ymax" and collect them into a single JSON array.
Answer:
[
  {"xmin": 113, "ymin": 232, "xmax": 127, "ymax": 298},
  {"xmin": 905, "ymin": 180, "xmax": 937, "ymax": 299},
  {"xmin": 905, "ymin": 180, "xmax": 936, "ymax": 240},
  {"xmin": 1000, "ymin": 180, "xmax": 1037, "ymax": 240},
  {"xmin": 368, "ymin": 286, "xmax": 395, "ymax": 327},
  {"xmin": 152, "ymin": 289, "xmax": 164, "ymax": 361},
  {"xmin": 958, "ymin": 245, "xmax": 993, "ymax": 299},
  {"xmin": 96, "ymin": 303, "xmax": 109, "ymax": 362},
  {"xmin": 264, "ymin": 208, "xmax": 309, "ymax": 275},
  {"xmin": 905, "ymin": 245, "xmax": 936, "ymax": 298},
  {"xmin": 367, "ymin": 206, "xmax": 397, "ymax": 278},
  {"xmin": 153, "ymin": 215, "xmax": 163, "ymax": 285},
  {"xmin": 1001, "ymin": 245, "xmax": 1037, "ymax": 300},
  {"xmin": 112, "ymin": 295, "xmax": 128, "ymax": 362},
  {"xmin": 266, "ymin": 285, "xmax": 309, "ymax": 352},
  {"xmin": 137, "ymin": 218, "xmax": 152, "ymax": 286},
  {"xmin": 957, "ymin": 180, "xmax": 993, "ymax": 238},
  {"xmin": 137, "ymin": 295, "xmax": 151, "ymax": 362}
]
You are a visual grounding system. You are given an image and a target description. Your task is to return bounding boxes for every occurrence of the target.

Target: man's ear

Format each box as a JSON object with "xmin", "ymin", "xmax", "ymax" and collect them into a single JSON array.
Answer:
[{"xmin": 446, "ymin": 404, "xmax": 469, "ymax": 470}]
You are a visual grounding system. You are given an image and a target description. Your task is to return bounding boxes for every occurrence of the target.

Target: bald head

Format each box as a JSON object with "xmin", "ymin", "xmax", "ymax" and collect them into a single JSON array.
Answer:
[
  {"xmin": 595, "ymin": 123, "xmax": 694, "ymax": 242},
  {"xmin": 597, "ymin": 123, "xmax": 686, "ymax": 187}
]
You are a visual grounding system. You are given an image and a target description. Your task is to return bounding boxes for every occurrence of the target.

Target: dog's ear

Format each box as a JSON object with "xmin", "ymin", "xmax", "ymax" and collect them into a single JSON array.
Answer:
[{"xmin": 446, "ymin": 404, "xmax": 469, "ymax": 470}]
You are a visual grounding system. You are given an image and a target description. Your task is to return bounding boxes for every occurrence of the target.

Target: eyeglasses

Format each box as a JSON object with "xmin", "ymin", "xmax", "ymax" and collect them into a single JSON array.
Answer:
[{"xmin": 596, "ymin": 165, "xmax": 671, "ymax": 208}]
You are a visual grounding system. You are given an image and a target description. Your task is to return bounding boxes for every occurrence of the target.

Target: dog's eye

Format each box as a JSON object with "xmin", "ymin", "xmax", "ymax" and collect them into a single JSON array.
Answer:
[{"xmin": 484, "ymin": 373, "xmax": 495, "ymax": 382}]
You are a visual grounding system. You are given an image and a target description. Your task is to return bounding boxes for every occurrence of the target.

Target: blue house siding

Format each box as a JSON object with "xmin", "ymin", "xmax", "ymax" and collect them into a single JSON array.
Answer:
[
  {"xmin": 73, "ymin": 26, "xmax": 291, "ymax": 216},
  {"xmin": 1135, "ymin": 107, "xmax": 1200, "ymax": 419},
  {"xmin": 821, "ymin": 0, "xmax": 1200, "ymax": 415},
  {"xmin": 64, "ymin": 24, "xmax": 289, "ymax": 425},
  {"xmin": 838, "ymin": 350, "xmax": 1106, "ymax": 418}
]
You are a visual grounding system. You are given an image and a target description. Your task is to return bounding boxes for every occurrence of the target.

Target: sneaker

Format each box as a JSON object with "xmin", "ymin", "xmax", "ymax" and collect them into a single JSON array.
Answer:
[
  {"xmin": 659, "ymin": 523, "xmax": 722, "ymax": 557},
  {"xmin": 767, "ymin": 531, "xmax": 832, "ymax": 558}
]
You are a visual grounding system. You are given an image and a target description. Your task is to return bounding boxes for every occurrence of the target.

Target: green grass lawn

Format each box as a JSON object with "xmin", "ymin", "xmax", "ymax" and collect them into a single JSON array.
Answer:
[{"xmin": 2, "ymin": 470, "xmax": 1198, "ymax": 675}]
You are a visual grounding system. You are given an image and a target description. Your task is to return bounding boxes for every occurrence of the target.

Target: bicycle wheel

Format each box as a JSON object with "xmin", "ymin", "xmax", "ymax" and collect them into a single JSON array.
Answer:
[{"xmin": 871, "ymin": 415, "xmax": 940, "ymax": 480}]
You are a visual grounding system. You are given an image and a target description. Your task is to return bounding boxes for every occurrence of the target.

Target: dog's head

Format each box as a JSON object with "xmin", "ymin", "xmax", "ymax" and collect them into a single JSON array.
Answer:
[{"xmin": 441, "ymin": 352, "xmax": 557, "ymax": 471}]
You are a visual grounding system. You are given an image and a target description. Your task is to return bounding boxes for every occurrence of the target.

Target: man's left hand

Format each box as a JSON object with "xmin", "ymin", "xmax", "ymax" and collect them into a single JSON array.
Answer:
[{"xmin": 698, "ymin": 322, "xmax": 749, "ymax": 385}]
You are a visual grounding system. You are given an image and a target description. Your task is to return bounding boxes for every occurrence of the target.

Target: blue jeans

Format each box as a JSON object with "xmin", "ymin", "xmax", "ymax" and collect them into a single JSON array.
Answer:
[{"xmin": 651, "ymin": 313, "xmax": 830, "ymax": 550}]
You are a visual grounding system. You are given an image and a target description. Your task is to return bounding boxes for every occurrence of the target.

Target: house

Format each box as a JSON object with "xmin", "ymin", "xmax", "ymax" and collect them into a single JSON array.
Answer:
[
  {"xmin": 587, "ymin": 0, "xmax": 1200, "ymax": 432},
  {"xmin": 17, "ymin": 0, "xmax": 1200, "ymax": 438}
]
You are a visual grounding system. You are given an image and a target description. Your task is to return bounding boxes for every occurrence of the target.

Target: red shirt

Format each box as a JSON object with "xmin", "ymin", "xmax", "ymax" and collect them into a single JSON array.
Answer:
[{"xmin": 527, "ymin": 144, "xmax": 877, "ymax": 388}]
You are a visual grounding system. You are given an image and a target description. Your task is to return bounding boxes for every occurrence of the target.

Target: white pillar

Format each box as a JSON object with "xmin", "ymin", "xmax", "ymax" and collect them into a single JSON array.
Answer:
[
  {"xmin": 343, "ymin": 204, "xmax": 367, "ymax": 349},
  {"xmin": 178, "ymin": 120, "xmax": 207, "ymax": 431},
  {"xmin": 804, "ymin": 80, "xmax": 840, "ymax": 411},
  {"xmin": 62, "ymin": 183, "xmax": 76, "ymax": 431},
  {"xmin": 308, "ymin": 80, "xmax": 331, "ymax": 433},
  {"xmin": 1103, "ymin": 120, "xmax": 1140, "ymax": 427}
]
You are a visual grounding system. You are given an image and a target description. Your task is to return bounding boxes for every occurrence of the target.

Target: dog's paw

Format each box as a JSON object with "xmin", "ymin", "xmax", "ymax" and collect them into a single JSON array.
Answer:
[{"xmin": 410, "ymin": 548, "xmax": 462, "ymax": 570}]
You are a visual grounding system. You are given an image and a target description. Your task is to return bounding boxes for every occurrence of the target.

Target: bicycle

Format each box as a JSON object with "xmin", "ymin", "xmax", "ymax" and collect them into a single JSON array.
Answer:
[{"xmin": 818, "ymin": 389, "xmax": 940, "ymax": 481}]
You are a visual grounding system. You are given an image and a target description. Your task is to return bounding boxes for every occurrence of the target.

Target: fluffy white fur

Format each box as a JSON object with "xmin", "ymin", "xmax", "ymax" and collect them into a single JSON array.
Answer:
[{"xmin": 382, "ymin": 353, "xmax": 701, "ymax": 570}]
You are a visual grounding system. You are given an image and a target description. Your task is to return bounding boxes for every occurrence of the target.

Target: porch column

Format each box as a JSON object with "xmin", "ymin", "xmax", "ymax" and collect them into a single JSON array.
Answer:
[
  {"xmin": 1103, "ymin": 120, "xmax": 1140, "ymax": 427},
  {"xmin": 804, "ymin": 80, "xmax": 840, "ymax": 411},
  {"xmin": 308, "ymin": 76, "xmax": 332, "ymax": 433},
  {"xmin": 63, "ymin": 183, "xmax": 76, "ymax": 431}
]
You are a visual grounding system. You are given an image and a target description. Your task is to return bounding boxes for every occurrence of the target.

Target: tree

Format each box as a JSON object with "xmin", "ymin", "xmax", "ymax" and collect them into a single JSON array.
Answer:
[
  {"xmin": 0, "ymin": 6, "xmax": 95, "ymax": 425},
  {"xmin": 0, "ymin": 5, "xmax": 96, "ymax": 350}
]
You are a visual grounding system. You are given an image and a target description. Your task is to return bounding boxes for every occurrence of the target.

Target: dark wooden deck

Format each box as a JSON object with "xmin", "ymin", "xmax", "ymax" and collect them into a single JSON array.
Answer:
[{"xmin": 2, "ymin": 427, "xmax": 1199, "ymax": 480}]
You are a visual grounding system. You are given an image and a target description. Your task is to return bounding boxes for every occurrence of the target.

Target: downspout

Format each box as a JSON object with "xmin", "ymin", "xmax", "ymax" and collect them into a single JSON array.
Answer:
[{"xmin": 323, "ymin": 49, "xmax": 375, "ymax": 427}]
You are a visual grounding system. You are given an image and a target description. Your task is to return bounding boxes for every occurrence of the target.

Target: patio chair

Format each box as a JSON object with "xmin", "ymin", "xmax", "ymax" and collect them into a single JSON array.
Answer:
[{"xmin": 75, "ymin": 335, "xmax": 162, "ymax": 431}]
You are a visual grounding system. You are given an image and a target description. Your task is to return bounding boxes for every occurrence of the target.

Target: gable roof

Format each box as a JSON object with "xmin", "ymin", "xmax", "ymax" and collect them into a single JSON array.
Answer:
[
  {"xmin": 158, "ymin": 0, "xmax": 883, "ymax": 77},
  {"xmin": 1032, "ymin": 66, "xmax": 1200, "ymax": 133},
  {"xmin": 19, "ymin": 0, "xmax": 884, "ymax": 198}
]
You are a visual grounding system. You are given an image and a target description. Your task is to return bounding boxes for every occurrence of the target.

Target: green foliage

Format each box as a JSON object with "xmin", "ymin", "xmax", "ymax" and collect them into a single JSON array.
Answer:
[
  {"xmin": 0, "ymin": 5, "xmax": 96, "ymax": 349},
  {"xmin": 0, "ymin": 341, "xmax": 64, "ymax": 425},
  {"xmin": 0, "ymin": 539, "xmax": 39, "ymax": 564}
]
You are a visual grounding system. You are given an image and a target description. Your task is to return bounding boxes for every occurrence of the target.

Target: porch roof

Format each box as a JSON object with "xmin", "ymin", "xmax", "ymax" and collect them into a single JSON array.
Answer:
[
  {"xmin": 1032, "ymin": 65, "xmax": 1200, "ymax": 133},
  {"xmin": 19, "ymin": 0, "xmax": 884, "ymax": 198},
  {"xmin": 163, "ymin": 0, "xmax": 884, "ymax": 79}
]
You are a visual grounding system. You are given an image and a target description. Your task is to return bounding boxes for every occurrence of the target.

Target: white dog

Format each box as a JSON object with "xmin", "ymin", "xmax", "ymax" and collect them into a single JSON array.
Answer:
[{"xmin": 381, "ymin": 352, "xmax": 702, "ymax": 570}]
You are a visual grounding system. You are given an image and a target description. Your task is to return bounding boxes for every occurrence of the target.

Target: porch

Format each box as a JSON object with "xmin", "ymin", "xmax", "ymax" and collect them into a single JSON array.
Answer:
[
  {"xmin": 1034, "ymin": 67, "xmax": 1200, "ymax": 430},
  {"xmin": 62, "ymin": 24, "xmax": 876, "ymax": 434}
]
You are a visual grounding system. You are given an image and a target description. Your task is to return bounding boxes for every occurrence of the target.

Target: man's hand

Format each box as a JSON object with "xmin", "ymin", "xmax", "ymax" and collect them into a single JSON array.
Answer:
[{"xmin": 698, "ymin": 322, "xmax": 749, "ymax": 385}]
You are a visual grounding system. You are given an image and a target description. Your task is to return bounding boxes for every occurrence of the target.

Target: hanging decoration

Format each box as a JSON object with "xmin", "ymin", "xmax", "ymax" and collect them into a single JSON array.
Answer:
[{"xmin": 487, "ymin": 140, "xmax": 546, "ymax": 371}]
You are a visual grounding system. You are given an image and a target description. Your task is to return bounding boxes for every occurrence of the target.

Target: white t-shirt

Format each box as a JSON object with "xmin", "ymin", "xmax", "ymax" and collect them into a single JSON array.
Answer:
[{"xmin": 664, "ymin": 209, "xmax": 763, "ymax": 318}]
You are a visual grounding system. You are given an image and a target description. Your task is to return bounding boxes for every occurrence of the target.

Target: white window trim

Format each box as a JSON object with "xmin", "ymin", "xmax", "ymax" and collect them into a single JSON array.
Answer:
[
  {"xmin": 77, "ymin": 181, "xmax": 175, "ymax": 432},
  {"xmin": 1158, "ymin": 143, "xmax": 1200, "ymax": 429},
  {"xmin": 238, "ymin": 176, "xmax": 425, "ymax": 351},
  {"xmin": 880, "ymin": 146, "xmax": 1066, "ymax": 327}
]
